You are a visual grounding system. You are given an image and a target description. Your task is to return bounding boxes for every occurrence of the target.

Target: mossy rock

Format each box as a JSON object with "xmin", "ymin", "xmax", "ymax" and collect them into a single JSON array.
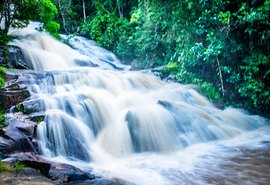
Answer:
[{"xmin": 0, "ymin": 87, "xmax": 30, "ymax": 112}]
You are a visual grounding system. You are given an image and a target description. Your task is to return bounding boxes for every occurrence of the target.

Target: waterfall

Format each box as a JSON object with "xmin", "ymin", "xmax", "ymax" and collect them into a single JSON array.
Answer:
[{"xmin": 9, "ymin": 23, "xmax": 270, "ymax": 185}]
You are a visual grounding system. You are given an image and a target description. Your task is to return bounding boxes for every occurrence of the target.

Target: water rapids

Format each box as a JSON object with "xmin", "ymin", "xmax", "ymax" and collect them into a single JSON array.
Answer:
[{"xmin": 8, "ymin": 23, "xmax": 270, "ymax": 185}]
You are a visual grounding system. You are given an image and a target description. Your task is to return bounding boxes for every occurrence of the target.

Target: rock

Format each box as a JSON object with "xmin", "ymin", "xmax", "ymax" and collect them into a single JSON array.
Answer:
[
  {"xmin": 19, "ymin": 160, "xmax": 51, "ymax": 176},
  {"xmin": 79, "ymin": 178, "xmax": 125, "ymax": 185},
  {"xmin": 74, "ymin": 59, "xmax": 98, "ymax": 67},
  {"xmin": 66, "ymin": 178, "xmax": 125, "ymax": 185},
  {"xmin": 0, "ymin": 84, "xmax": 30, "ymax": 112},
  {"xmin": 0, "ymin": 168, "xmax": 55, "ymax": 185},
  {"xmin": 0, "ymin": 45, "xmax": 30, "ymax": 69},
  {"xmin": 48, "ymin": 163, "xmax": 95, "ymax": 184},
  {"xmin": 2, "ymin": 154, "xmax": 51, "ymax": 176},
  {"xmin": 0, "ymin": 115, "xmax": 37, "ymax": 157},
  {"xmin": 27, "ymin": 113, "xmax": 45, "ymax": 124},
  {"xmin": 13, "ymin": 100, "xmax": 45, "ymax": 115},
  {"xmin": 4, "ymin": 73, "xmax": 20, "ymax": 85},
  {"xmin": 6, "ymin": 152, "xmax": 40, "ymax": 161}
]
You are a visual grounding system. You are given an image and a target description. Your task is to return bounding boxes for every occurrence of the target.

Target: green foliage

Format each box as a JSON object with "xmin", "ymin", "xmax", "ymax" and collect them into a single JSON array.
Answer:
[
  {"xmin": 39, "ymin": 0, "xmax": 58, "ymax": 24},
  {"xmin": 80, "ymin": 1, "xmax": 130, "ymax": 52},
  {"xmin": 0, "ymin": 66, "xmax": 5, "ymax": 126},
  {"xmin": 0, "ymin": 162, "xmax": 12, "ymax": 172},
  {"xmin": 44, "ymin": 21, "xmax": 61, "ymax": 39},
  {"xmin": 0, "ymin": 0, "xmax": 59, "ymax": 38},
  {"xmin": 0, "ymin": 66, "xmax": 5, "ymax": 88},
  {"xmin": 38, "ymin": 0, "xmax": 60, "ymax": 39},
  {"xmin": 50, "ymin": 0, "xmax": 270, "ymax": 116},
  {"xmin": 192, "ymin": 78, "xmax": 221, "ymax": 101},
  {"xmin": 0, "ymin": 66, "xmax": 6, "ymax": 76},
  {"xmin": 0, "ymin": 31, "xmax": 14, "ymax": 46},
  {"xmin": 0, "ymin": 162, "xmax": 26, "ymax": 172},
  {"xmin": 238, "ymin": 53, "xmax": 270, "ymax": 114},
  {"xmin": 0, "ymin": 114, "xmax": 6, "ymax": 128},
  {"xmin": 14, "ymin": 162, "xmax": 26, "ymax": 170}
]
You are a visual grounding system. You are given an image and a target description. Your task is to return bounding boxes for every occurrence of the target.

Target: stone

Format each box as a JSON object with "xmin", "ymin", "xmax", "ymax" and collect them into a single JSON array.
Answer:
[
  {"xmin": 19, "ymin": 160, "xmax": 51, "ymax": 176},
  {"xmin": 0, "ymin": 168, "xmax": 55, "ymax": 185},
  {"xmin": 83, "ymin": 178, "xmax": 125, "ymax": 185},
  {"xmin": 48, "ymin": 163, "xmax": 95, "ymax": 184},
  {"xmin": 0, "ymin": 85, "xmax": 30, "ymax": 112},
  {"xmin": 0, "ymin": 115, "xmax": 36, "ymax": 157},
  {"xmin": 0, "ymin": 45, "xmax": 30, "ymax": 69}
]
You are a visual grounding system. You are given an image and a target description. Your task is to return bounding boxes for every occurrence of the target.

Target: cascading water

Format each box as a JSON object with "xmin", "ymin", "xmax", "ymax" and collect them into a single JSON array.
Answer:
[{"xmin": 8, "ymin": 23, "xmax": 270, "ymax": 185}]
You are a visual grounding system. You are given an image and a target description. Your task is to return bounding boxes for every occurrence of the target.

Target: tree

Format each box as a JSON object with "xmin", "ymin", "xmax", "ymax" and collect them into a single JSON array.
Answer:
[{"xmin": 0, "ymin": 0, "xmax": 59, "ymax": 36}]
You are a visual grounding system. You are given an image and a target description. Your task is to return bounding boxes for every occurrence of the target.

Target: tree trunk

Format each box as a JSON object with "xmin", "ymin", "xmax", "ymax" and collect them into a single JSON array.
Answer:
[
  {"xmin": 216, "ymin": 57, "xmax": 225, "ymax": 97},
  {"xmin": 117, "ymin": 0, "xmax": 123, "ymax": 18},
  {"xmin": 0, "ymin": 0, "xmax": 7, "ymax": 28},
  {"xmin": 82, "ymin": 0, "xmax": 86, "ymax": 23},
  {"xmin": 58, "ymin": 0, "xmax": 68, "ymax": 33},
  {"xmin": 0, "ymin": 0, "xmax": 8, "ymax": 31},
  {"xmin": 4, "ymin": 1, "xmax": 11, "ymax": 34}
]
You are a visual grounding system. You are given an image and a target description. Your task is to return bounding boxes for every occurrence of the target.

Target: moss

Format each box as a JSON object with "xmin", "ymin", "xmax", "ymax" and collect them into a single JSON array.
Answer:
[
  {"xmin": 0, "ymin": 66, "xmax": 5, "ymax": 88},
  {"xmin": 14, "ymin": 162, "xmax": 26, "ymax": 170},
  {"xmin": 30, "ymin": 115, "xmax": 45, "ymax": 124},
  {"xmin": 0, "ymin": 31, "xmax": 14, "ymax": 46},
  {"xmin": 0, "ymin": 162, "xmax": 13, "ymax": 172},
  {"xmin": 0, "ymin": 162, "xmax": 28, "ymax": 173},
  {"xmin": 14, "ymin": 104, "xmax": 28, "ymax": 114},
  {"xmin": 0, "ymin": 111, "xmax": 5, "ymax": 129}
]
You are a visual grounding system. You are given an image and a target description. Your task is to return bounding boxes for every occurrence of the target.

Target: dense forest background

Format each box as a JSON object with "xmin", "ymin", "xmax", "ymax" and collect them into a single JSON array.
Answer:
[{"xmin": 0, "ymin": 0, "xmax": 269, "ymax": 117}]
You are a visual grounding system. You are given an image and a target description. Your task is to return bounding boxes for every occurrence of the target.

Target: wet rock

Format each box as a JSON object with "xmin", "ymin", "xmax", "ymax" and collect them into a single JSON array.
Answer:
[
  {"xmin": 0, "ymin": 45, "xmax": 30, "ymax": 69},
  {"xmin": 0, "ymin": 115, "xmax": 36, "ymax": 156},
  {"xmin": 6, "ymin": 152, "xmax": 41, "ymax": 161},
  {"xmin": 28, "ymin": 113, "xmax": 45, "ymax": 124},
  {"xmin": 0, "ymin": 83, "xmax": 30, "ymax": 112},
  {"xmin": 0, "ymin": 168, "xmax": 54, "ymax": 185},
  {"xmin": 74, "ymin": 59, "xmax": 98, "ymax": 67},
  {"xmin": 67, "ymin": 178, "xmax": 125, "ymax": 185},
  {"xmin": 20, "ymin": 160, "xmax": 51, "ymax": 176},
  {"xmin": 2, "ymin": 154, "xmax": 51, "ymax": 176},
  {"xmin": 48, "ymin": 163, "xmax": 95, "ymax": 184},
  {"xmin": 13, "ymin": 100, "xmax": 45, "ymax": 115},
  {"xmin": 4, "ymin": 73, "xmax": 20, "ymax": 85}
]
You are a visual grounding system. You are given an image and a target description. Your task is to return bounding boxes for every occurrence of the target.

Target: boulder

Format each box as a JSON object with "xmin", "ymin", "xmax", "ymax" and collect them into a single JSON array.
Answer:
[
  {"xmin": 48, "ymin": 163, "xmax": 95, "ymax": 184},
  {"xmin": 2, "ymin": 153, "xmax": 51, "ymax": 176},
  {"xmin": 0, "ymin": 115, "xmax": 37, "ymax": 157},
  {"xmin": 84, "ymin": 178, "xmax": 125, "ymax": 185},
  {"xmin": 0, "ymin": 45, "xmax": 30, "ymax": 69},
  {"xmin": 0, "ymin": 84, "xmax": 30, "ymax": 112},
  {"xmin": 19, "ymin": 160, "xmax": 51, "ymax": 176},
  {"xmin": 0, "ymin": 168, "xmax": 54, "ymax": 185}
]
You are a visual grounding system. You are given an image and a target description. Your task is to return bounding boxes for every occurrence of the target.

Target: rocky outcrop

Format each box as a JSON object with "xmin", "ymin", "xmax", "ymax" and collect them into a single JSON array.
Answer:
[
  {"xmin": 0, "ymin": 112, "xmax": 123, "ymax": 185},
  {"xmin": 0, "ymin": 69, "xmax": 37, "ymax": 113},
  {"xmin": 0, "ymin": 168, "xmax": 55, "ymax": 185},
  {"xmin": 0, "ymin": 114, "xmax": 37, "ymax": 157},
  {"xmin": 0, "ymin": 45, "xmax": 30, "ymax": 69},
  {"xmin": 0, "ymin": 82, "xmax": 30, "ymax": 112},
  {"xmin": 48, "ymin": 163, "xmax": 95, "ymax": 184}
]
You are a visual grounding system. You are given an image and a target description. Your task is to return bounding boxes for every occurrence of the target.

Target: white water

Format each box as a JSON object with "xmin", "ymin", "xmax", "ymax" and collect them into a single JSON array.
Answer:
[{"xmin": 9, "ymin": 24, "xmax": 270, "ymax": 185}]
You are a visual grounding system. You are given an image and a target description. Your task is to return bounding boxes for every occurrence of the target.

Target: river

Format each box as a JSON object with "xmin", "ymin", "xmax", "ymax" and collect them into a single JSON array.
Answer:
[{"xmin": 8, "ymin": 23, "xmax": 270, "ymax": 185}]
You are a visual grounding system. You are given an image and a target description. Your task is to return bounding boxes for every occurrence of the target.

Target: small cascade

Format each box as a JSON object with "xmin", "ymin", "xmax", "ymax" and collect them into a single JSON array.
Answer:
[{"xmin": 8, "ymin": 23, "xmax": 270, "ymax": 185}]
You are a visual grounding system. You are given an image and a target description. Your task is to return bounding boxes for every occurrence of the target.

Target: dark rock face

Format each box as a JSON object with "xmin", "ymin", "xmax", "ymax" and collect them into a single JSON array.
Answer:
[
  {"xmin": 0, "ymin": 84, "xmax": 30, "ymax": 112},
  {"xmin": 0, "ymin": 114, "xmax": 37, "ymax": 157},
  {"xmin": 20, "ymin": 160, "xmax": 51, "ymax": 176},
  {"xmin": 67, "ymin": 179, "xmax": 125, "ymax": 185},
  {"xmin": 0, "ymin": 45, "xmax": 31, "ymax": 69},
  {"xmin": 0, "ymin": 168, "xmax": 55, "ymax": 185},
  {"xmin": 48, "ymin": 163, "xmax": 95, "ymax": 184}
]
